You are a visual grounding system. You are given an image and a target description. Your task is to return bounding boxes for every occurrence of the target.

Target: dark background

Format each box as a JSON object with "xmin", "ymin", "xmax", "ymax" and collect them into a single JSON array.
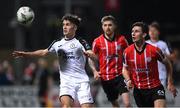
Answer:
[{"xmin": 1, "ymin": 0, "xmax": 180, "ymax": 50}]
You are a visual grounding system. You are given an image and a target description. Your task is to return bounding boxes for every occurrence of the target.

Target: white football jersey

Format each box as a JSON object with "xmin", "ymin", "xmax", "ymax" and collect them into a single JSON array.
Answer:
[
  {"xmin": 146, "ymin": 40, "xmax": 170, "ymax": 80},
  {"xmin": 48, "ymin": 37, "xmax": 91, "ymax": 83}
]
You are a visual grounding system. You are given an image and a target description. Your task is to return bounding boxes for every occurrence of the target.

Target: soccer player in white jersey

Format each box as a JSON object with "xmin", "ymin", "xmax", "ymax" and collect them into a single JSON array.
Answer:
[
  {"xmin": 12, "ymin": 14, "xmax": 94, "ymax": 107},
  {"xmin": 146, "ymin": 22, "xmax": 172, "ymax": 87}
]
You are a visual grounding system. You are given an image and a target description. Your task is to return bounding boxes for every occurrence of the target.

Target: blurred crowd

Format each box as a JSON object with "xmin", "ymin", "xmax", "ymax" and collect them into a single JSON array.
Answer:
[{"xmin": 1, "ymin": 48, "xmax": 180, "ymax": 86}]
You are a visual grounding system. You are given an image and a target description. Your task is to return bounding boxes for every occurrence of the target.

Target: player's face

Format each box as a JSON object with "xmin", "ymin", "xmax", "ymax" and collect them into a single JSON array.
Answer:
[
  {"xmin": 149, "ymin": 26, "xmax": 159, "ymax": 39},
  {"xmin": 102, "ymin": 20, "xmax": 116, "ymax": 36},
  {"xmin": 131, "ymin": 26, "xmax": 145, "ymax": 43},
  {"xmin": 63, "ymin": 20, "xmax": 77, "ymax": 38}
]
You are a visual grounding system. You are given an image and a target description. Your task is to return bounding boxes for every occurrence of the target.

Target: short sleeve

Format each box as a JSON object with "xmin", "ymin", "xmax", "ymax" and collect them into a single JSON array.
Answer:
[
  {"xmin": 164, "ymin": 43, "xmax": 170, "ymax": 55},
  {"xmin": 123, "ymin": 50, "xmax": 128, "ymax": 67},
  {"xmin": 78, "ymin": 38, "xmax": 91, "ymax": 50},
  {"xmin": 121, "ymin": 36, "xmax": 129, "ymax": 50},
  {"xmin": 92, "ymin": 40, "xmax": 99, "ymax": 54},
  {"xmin": 47, "ymin": 40, "xmax": 57, "ymax": 53},
  {"xmin": 156, "ymin": 47, "xmax": 165, "ymax": 62}
]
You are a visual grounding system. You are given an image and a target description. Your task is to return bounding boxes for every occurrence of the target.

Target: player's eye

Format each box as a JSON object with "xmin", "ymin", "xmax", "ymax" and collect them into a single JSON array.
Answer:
[{"xmin": 108, "ymin": 24, "xmax": 112, "ymax": 26}]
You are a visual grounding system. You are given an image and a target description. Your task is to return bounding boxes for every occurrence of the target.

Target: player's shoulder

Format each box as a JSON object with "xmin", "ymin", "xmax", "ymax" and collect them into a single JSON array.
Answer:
[
  {"xmin": 76, "ymin": 37, "xmax": 91, "ymax": 50},
  {"xmin": 52, "ymin": 38, "xmax": 62, "ymax": 44},
  {"xmin": 158, "ymin": 40, "xmax": 168, "ymax": 46},
  {"xmin": 124, "ymin": 44, "xmax": 134, "ymax": 52},
  {"xmin": 115, "ymin": 34, "xmax": 126, "ymax": 40},
  {"xmin": 47, "ymin": 38, "xmax": 62, "ymax": 50},
  {"xmin": 158, "ymin": 40, "xmax": 166, "ymax": 43},
  {"xmin": 117, "ymin": 34, "xmax": 126, "ymax": 38},
  {"xmin": 146, "ymin": 39, "xmax": 151, "ymax": 43},
  {"xmin": 76, "ymin": 37, "xmax": 88, "ymax": 43},
  {"xmin": 93, "ymin": 34, "xmax": 104, "ymax": 42},
  {"xmin": 146, "ymin": 43, "xmax": 161, "ymax": 51}
]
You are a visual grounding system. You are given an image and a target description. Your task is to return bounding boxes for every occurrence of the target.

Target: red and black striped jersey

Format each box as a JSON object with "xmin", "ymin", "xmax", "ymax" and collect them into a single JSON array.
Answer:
[
  {"xmin": 92, "ymin": 34, "xmax": 128, "ymax": 81},
  {"xmin": 123, "ymin": 43, "xmax": 165, "ymax": 89}
]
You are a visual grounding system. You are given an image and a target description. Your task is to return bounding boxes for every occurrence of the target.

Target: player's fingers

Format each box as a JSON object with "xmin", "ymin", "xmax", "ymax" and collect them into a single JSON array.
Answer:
[
  {"xmin": 12, "ymin": 51, "xmax": 24, "ymax": 58},
  {"xmin": 94, "ymin": 75, "xmax": 99, "ymax": 80},
  {"xmin": 173, "ymin": 89, "xmax": 178, "ymax": 97},
  {"xmin": 12, "ymin": 52, "xmax": 18, "ymax": 57},
  {"xmin": 12, "ymin": 52, "xmax": 20, "ymax": 57},
  {"xmin": 127, "ymin": 86, "xmax": 132, "ymax": 90},
  {"xmin": 83, "ymin": 52, "xmax": 89, "ymax": 57}
]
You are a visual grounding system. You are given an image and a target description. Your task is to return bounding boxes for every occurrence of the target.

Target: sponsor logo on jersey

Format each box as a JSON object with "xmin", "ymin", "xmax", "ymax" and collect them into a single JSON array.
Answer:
[
  {"xmin": 136, "ymin": 68, "xmax": 150, "ymax": 73},
  {"xmin": 58, "ymin": 45, "xmax": 62, "ymax": 47},
  {"xmin": 106, "ymin": 54, "xmax": 119, "ymax": 60},
  {"xmin": 146, "ymin": 57, "xmax": 152, "ymax": 62},
  {"xmin": 70, "ymin": 43, "xmax": 76, "ymax": 49}
]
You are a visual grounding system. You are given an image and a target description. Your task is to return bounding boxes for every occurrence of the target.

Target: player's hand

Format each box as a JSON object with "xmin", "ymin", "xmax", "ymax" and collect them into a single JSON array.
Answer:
[
  {"xmin": 93, "ymin": 70, "xmax": 100, "ymax": 80},
  {"xmin": 167, "ymin": 83, "xmax": 178, "ymax": 97},
  {"xmin": 12, "ymin": 51, "xmax": 26, "ymax": 58},
  {"xmin": 126, "ymin": 80, "xmax": 133, "ymax": 90},
  {"xmin": 84, "ymin": 50, "xmax": 96, "ymax": 58}
]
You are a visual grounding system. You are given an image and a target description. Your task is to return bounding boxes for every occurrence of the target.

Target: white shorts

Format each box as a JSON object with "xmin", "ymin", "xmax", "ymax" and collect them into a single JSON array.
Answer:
[{"xmin": 59, "ymin": 81, "xmax": 94, "ymax": 105}]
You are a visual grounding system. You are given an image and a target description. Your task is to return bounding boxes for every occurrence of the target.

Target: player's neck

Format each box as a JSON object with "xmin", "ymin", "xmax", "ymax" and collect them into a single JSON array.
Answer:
[
  {"xmin": 135, "ymin": 39, "xmax": 145, "ymax": 52},
  {"xmin": 151, "ymin": 38, "xmax": 159, "ymax": 42},
  {"xmin": 104, "ymin": 33, "xmax": 115, "ymax": 41},
  {"xmin": 64, "ymin": 34, "xmax": 75, "ymax": 40},
  {"xmin": 150, "ymin": 36, "xmax": 159, "ymax": 42}
]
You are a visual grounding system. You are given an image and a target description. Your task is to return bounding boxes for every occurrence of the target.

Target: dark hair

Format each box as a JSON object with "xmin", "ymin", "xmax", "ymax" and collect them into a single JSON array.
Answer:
[
  {"xmin": 149, "ymin": 21, "xmax": 160, "ymax": 31},
  {"xmin": 61, "ymin": 14, "xmax": 81, "ymax": 27},
  {"xmin": 101, "ymin": 15, "xmax": 117, "ymax": 25},
  {"xmin": 132, "ymin": 22, "xmax": 148, "ymax": 34}
]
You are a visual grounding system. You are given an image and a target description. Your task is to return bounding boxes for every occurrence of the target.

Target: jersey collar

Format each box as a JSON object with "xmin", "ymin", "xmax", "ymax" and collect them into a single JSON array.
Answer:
[
  {"xmin": 134, "ymin": 42, "xmax": 147, "ymax": 54},
  {"xmin": 103, "ymin": 34, "xmax": 115, "ymax": 42},
  {"xmin": 64, "ymin": 36, "xmax": 75, "ymax": 41}
]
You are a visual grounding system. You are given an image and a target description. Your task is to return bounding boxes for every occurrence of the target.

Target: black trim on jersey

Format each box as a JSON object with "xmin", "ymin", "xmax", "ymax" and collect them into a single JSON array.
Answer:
[
  {"xmin": 134, "ymin": 42, "xmax": 147, "ymax": 54},
  {"xmin": 78, "ymin": 37, "xmax": 91, "ymax": 50},
  {"xmin": 103, "ymin": 34, "xmax": 115, "ymax": 42},
  {"xmin": 166, "ymin": 40, "xmax": 173, "ymax": 54},
  {"xmin": 64, "ymin": 36, "xmax": 75, "ymax": 41},
  {"xmin": 47, "ymin": 39, "xmax": 59, "ymax": 50}
]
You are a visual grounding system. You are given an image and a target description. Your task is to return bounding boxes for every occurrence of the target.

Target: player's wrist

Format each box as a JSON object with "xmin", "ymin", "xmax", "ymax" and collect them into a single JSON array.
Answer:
[
  {"xmin": 168, "ymin": 81, "xmax": 174, "ymax": 85},
  {"xmin": 125, "ymin": 79, "xmax": 131, "ymax": 83},
  {"xmin": 168, "ymin": 78, "xmax": 174, "ymax": 84}
]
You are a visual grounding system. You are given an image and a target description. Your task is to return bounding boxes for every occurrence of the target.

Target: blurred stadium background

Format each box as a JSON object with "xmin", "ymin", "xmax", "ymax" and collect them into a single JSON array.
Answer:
[{"xmin": 0, "ymin": 0, "xmax": 180, "ymax": 107}]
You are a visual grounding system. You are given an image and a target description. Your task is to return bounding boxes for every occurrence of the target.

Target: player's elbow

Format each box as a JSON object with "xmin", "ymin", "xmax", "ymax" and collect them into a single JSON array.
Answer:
[{"xmin": 39, "ymin": 49, "xmax": 49, "ymax": 57}]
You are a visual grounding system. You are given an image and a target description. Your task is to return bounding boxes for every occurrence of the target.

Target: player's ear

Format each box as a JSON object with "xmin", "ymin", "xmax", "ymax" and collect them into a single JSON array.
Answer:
[{"xmin": 74, "ymin": 25, "xmax": 77, "ymax": 31}]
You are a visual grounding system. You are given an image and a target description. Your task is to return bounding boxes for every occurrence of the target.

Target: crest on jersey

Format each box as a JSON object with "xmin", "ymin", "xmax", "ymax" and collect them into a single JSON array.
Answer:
[
  {"xmin": 146, "ymin": 57, "xmax": 152, "ymax": 62},
  {"xmin": 70, "ymin": 43, "xmax": 76, "ymax": 49}
]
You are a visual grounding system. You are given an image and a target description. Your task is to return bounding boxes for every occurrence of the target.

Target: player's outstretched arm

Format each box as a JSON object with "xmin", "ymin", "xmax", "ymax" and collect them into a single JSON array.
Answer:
[{"xmin": 12, "ymin": 49, "xmax": 49, "ymax": 58}]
